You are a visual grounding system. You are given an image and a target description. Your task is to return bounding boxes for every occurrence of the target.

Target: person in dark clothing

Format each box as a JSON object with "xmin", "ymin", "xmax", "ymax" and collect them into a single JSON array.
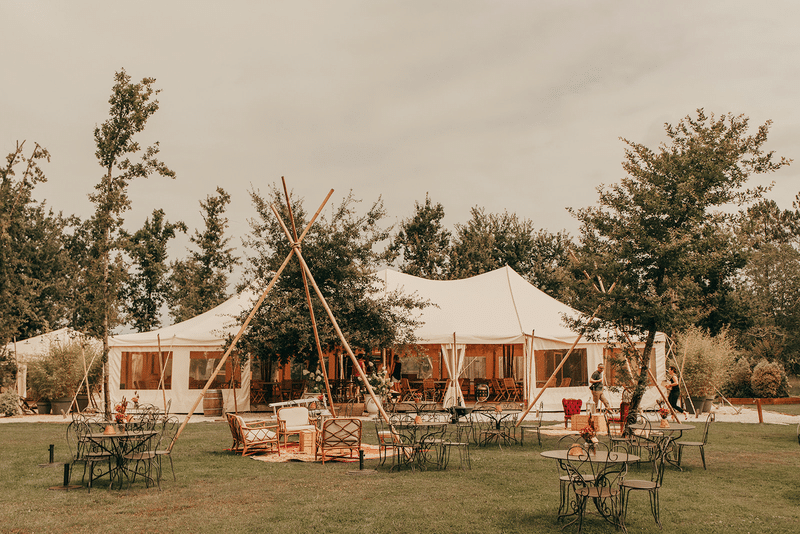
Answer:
[{"xmin": 666, "ymin": 365, "xmax": 686, "ymax": 416}]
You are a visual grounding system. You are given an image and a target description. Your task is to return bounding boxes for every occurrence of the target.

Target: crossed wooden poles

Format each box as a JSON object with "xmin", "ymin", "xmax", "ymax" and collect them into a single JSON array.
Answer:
[{"xmin": 172, "ymin": 180, "xmax": 391, "ymax": 448}]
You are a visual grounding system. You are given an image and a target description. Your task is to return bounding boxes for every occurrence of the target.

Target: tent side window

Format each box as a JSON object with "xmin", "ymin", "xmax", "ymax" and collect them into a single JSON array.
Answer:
[
  {"xmin": 534, "ymin": 349, "xmax": 587, "ymax": 387},
  {"xmin": 120, "ymin": 351, "xmax": 173, "ymax": 390},
  {"xmin": 188, "ymin": 351, "xmax": 241, "ymax": 389}
]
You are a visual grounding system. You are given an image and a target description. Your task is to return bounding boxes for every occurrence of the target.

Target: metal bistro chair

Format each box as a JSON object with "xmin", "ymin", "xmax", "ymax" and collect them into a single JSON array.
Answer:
[
  {"xmin": 66, "ymin": 419, "xmax": 113, "ymax": 492},
  {"xmin": 520, "ymin": 402, "xmax": 544, "ymax": 446},
  {"xmin": 154, "ymin": 416, "xmax": 180, "ymax": 483},
  {"xmin": 676, "ymin": 413, "xmax": 713, "ymax": 470},
  {"xmin": 556, "ymin": 435, "xmax": 596, "ymax": 521},
  {"xmin": 563, "ymin": 441, "xmax": 627, "ymax": 533},
  {"xmin": 619, "ymin": 436, "xmax": 672, "ymax": 532}
]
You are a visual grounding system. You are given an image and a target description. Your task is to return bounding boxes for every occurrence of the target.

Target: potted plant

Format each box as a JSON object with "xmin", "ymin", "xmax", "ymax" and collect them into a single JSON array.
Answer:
[
  {"xmin": 672, "ymin": 326, "xmax": 736, "ymax": 414},
  {"xmin": 26, "ymin": 337, "xmax": 102, "ymax": 414}
]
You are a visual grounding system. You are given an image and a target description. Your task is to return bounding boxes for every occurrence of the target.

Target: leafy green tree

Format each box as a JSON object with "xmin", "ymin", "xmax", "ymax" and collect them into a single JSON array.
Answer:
[
  {"xmin": 168, "ymin": 187, "xmax": 238, "ymax": 322},
  {"xmin": 233, "ymin": 185, "xmax": 425, "ymax": 368},
  {"xmin": 389, "ymin": 194, "xmax": 451, "ymax": 279},
  {"xmin": 82, "ymin": 70, "xmax": 175, "ymax": 413},
  {"xmin": 733, "ymin": 199, "xmax": 800, "ymax": 372},
  {"xmin": 0, "ymin": 142, "xmax": 75, "ymax": 341},
  {"xmin": 123, "ymin": 209, "xmax": 186, "ymax": 332},
  {"xmin": 570, "ymin": 109, "xmax": 790, "ymax": 426},
  {"xmin": 448, "ymin": 207, "xmax": 537, "ymax": 279}
]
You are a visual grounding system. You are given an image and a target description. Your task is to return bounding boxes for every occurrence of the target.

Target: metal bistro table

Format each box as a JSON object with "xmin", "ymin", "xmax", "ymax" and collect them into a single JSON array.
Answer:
[
  {"xmin": 477, "ymin": 409, "xmax": 521, "ymax": 448},
  {"xmin": 629, "ymin": 421, "xmax": 694, "ymax": 470},
  {"xmin": 85, "ymin": 429, "xmax": 158, "ymax": 490},
  {"xmin": 541, "ymin": 448, "xmax": 640, "ymax": 528},
  {"xmin": 391, "ymin": 421, "xmax": 448, "ymax": 471}
]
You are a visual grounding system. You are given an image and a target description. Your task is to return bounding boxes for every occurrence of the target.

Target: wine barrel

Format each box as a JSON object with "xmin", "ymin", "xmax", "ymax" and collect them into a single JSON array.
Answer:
[{"xmin": 203, "ymin": 389, "xmax": 223, "ymax": 417}]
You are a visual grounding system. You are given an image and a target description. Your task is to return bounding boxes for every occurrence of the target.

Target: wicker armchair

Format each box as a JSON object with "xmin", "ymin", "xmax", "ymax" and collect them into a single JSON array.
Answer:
[{"xmin": 315, "ymin": 418, "xmax": 362, "ymax": 465}]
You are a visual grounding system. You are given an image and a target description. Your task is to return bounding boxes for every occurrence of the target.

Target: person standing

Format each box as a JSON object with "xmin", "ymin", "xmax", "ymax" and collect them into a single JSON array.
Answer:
[
  {"xmin": 390, "ymin": 354, "xmax": 402, "ymax": 393},
  {"xmin": 665, "ymin": 365, "xmax": 686, "ymax": 417},
  {"xmin": 589, "ymin": 362, "xmax": 612, "ymax": 412}
]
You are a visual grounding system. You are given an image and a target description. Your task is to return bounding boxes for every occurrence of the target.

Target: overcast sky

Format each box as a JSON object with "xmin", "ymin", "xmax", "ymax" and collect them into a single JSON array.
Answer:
[{"xmin": 3, "ymin": 1, "xmax": 799, "ymax": 260}]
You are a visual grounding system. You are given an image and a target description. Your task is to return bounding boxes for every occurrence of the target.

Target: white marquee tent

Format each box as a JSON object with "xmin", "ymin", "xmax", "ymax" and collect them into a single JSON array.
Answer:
[
  {"xmin": 108, "ymin": 292, "xmax": 256, "ymax": 414},
  {"xmin": 376, "ymin": 266, "xmax": 666, "ymax": 410}
]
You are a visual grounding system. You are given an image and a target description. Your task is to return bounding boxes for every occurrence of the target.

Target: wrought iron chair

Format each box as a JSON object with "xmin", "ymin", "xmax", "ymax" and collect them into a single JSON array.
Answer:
[
  {"xmin": 619, "ymin": 436, "xmax": 672, "ymax": 532},
  {"xmin": 555, "ymin": 435, "xmax": 596, "ymax": 521},
  {"xmin": 563, "ymin": 441, "xmax": 627, "ymax": 533},
  {"xmin": 520, "ymin": 402, "xmax": 544, "ymax": 446},
  {"xmin": 154, "ymin": 416, "xmax": 180, "ymax": 482},
  {"xmin": 676, "ymin": 413, "xmax": 712, "ymax": 469},
  {"xmin": 66, "ymin": 419, "xmax": 113, "ymax": 492}
]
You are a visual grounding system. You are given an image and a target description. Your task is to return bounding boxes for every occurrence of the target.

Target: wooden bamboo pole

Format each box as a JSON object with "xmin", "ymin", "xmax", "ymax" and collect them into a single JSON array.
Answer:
[
  {"xmin": 171, "ymin": 188, "xmax": 334, "ymax": 448},
  {"xmin": 280, "ymin": 178, "xmax": 336, "ymax": 417},
  {"xmin": 69, "ymin": 337, "xmax": 101, "ymax": 415},
  {"xmin": 157, "ymin": 334, "xmax": 168, "ymax": 413},
  {"xmin": 516, "ymin": 305, "xmax": 602, "ymax": 426},
  {"xmin": 290, "ymin": 245, "xmax": 393, "ymax": 426}
]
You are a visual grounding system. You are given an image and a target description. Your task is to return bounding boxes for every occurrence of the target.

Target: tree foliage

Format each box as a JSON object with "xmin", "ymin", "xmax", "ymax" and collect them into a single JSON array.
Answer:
[
  {"xmin": 570, "ymin": 109, "xmax": 790, "ymax": 425},
  {"xmin": 168, "ymin": 187, "xmax": 238, "ymax": 322},
  {"xmin": 0, "ymin": 142, "xmax": 75, "ymax": 357},
  {"xmin": 448, "ymin": 207, "xmax": 537, "ymax": 279},
  {"xmin": 233, "ymin": 185, "xmax": 426, "ymax": 366},
  {"xmin": 123, "ymin": 209, "xmax": 186, "ymax": 332},
  {"xmin": 389, "ymin": 194, "xmax": 451, "ymax": 280}
]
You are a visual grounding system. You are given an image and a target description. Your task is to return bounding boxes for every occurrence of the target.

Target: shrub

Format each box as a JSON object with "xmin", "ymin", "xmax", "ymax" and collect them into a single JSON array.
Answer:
[
  {"xmin": 0, "ymin": 389, "xmax": 20, "ymax": 417},
  {"xmin": 673, "ymin": 326, "xmax": 737, "ymax": 397},
  {"xmin": 722, "ymin": 357, "xmax": 753, "ymax": 398},
  {"xmin": 26, "ymin": 338, "xmax": 102, "ymax": 400},
  {"xmin": 750, "ymin": 359, "xmax": 789, "ymax": 398}
]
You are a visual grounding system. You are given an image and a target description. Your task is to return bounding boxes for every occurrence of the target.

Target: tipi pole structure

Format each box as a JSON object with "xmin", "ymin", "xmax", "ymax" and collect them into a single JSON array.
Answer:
[
  {"xmin": 280, "ymin": 179, "xmax": 336, "ymax": 417},
  {"xmin": 516, "ymin": 305, "xmax": 602, "ymax": 426},
  {"xmin": 69, "ymin": 337, "xmax": 101, "ymax": 415},
  {"xmin": 171, "ymin": 190, "xmax": 332, "ymax": 448},
  {"xmin": 284, "ymin": 238, "xmax": 392, "ymax": 426}
]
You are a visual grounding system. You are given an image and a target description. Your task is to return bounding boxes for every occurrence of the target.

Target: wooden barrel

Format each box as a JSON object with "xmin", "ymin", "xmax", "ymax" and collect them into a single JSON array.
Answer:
[{"xmin": 203, "ymin": 389, "xmax": 223, "ymax": 417}]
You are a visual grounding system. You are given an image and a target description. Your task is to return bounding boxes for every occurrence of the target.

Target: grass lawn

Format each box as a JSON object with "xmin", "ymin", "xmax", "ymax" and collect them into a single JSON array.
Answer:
[{"xmin": 1, "ymin": 417, "xmax": 798, "ymax": 534}]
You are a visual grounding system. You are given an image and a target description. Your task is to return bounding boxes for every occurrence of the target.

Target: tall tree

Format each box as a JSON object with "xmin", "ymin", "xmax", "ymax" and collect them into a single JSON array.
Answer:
[
  {"xmin": 734, "ymin": 198, "xmax": 800, "ymax": 372},
  {"xmin": 0, "ymin": 142, "xmax": 74, "ymax": 346},
  {"xmin": 448, "ymin": 207, "xmax": 537, "ymax": 279},
  {"xmin": 233, "ymin": 185, "xmax": 425, "ymax": 367},
  {"xmin": 168, "ymin": 187, "xmax": 238, "ymax": 322},
  {"xmin": 570, "ymin": 109, "xmax": 790, "ymax": 428},
  {"xmin": 84, "ymin": 70, "xmax": 175, "ymax": 414},
  {"xmin": 123, "ymin": 209, "xmax": 186, "ymax": 332},
  {"xmin": 389, "ymin": 194, "xmax": 451, "ymax": 279}
]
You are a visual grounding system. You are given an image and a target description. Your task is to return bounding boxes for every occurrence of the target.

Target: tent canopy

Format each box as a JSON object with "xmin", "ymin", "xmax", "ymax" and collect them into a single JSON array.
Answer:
[
  {"xmin": 377, "ymin": 266, "xmax": 584, "ymax": 345},
  {"xmin": 109, "ymin": 292, "xmax": 256, "ymax": 348}
]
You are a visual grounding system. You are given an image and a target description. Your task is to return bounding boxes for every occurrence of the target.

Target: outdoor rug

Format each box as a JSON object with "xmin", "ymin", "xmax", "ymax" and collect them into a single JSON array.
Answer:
[{"xmin": 250, "ymin": 443, "xmax": 387, "ymax": 463}]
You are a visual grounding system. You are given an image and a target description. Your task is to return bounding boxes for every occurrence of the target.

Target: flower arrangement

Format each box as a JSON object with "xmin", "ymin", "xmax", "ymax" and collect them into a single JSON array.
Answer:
[
  {"xmin": 114, "ymin": 397, "xmax": 128, "ymax": 423},
  {"xmin": 302, "ymin": 367, "xmax": 326, "ymax": 393},
  {"xmin": 658, "ymin": 406, "xmax": 670, "ymax": 419},
  {"xmin": 579, "ymin": 423, "xmax": 598, "ymax": 445},
  {"xmin": 366, "ymin": 367, "xmax": 391, "ymax": 398}
]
